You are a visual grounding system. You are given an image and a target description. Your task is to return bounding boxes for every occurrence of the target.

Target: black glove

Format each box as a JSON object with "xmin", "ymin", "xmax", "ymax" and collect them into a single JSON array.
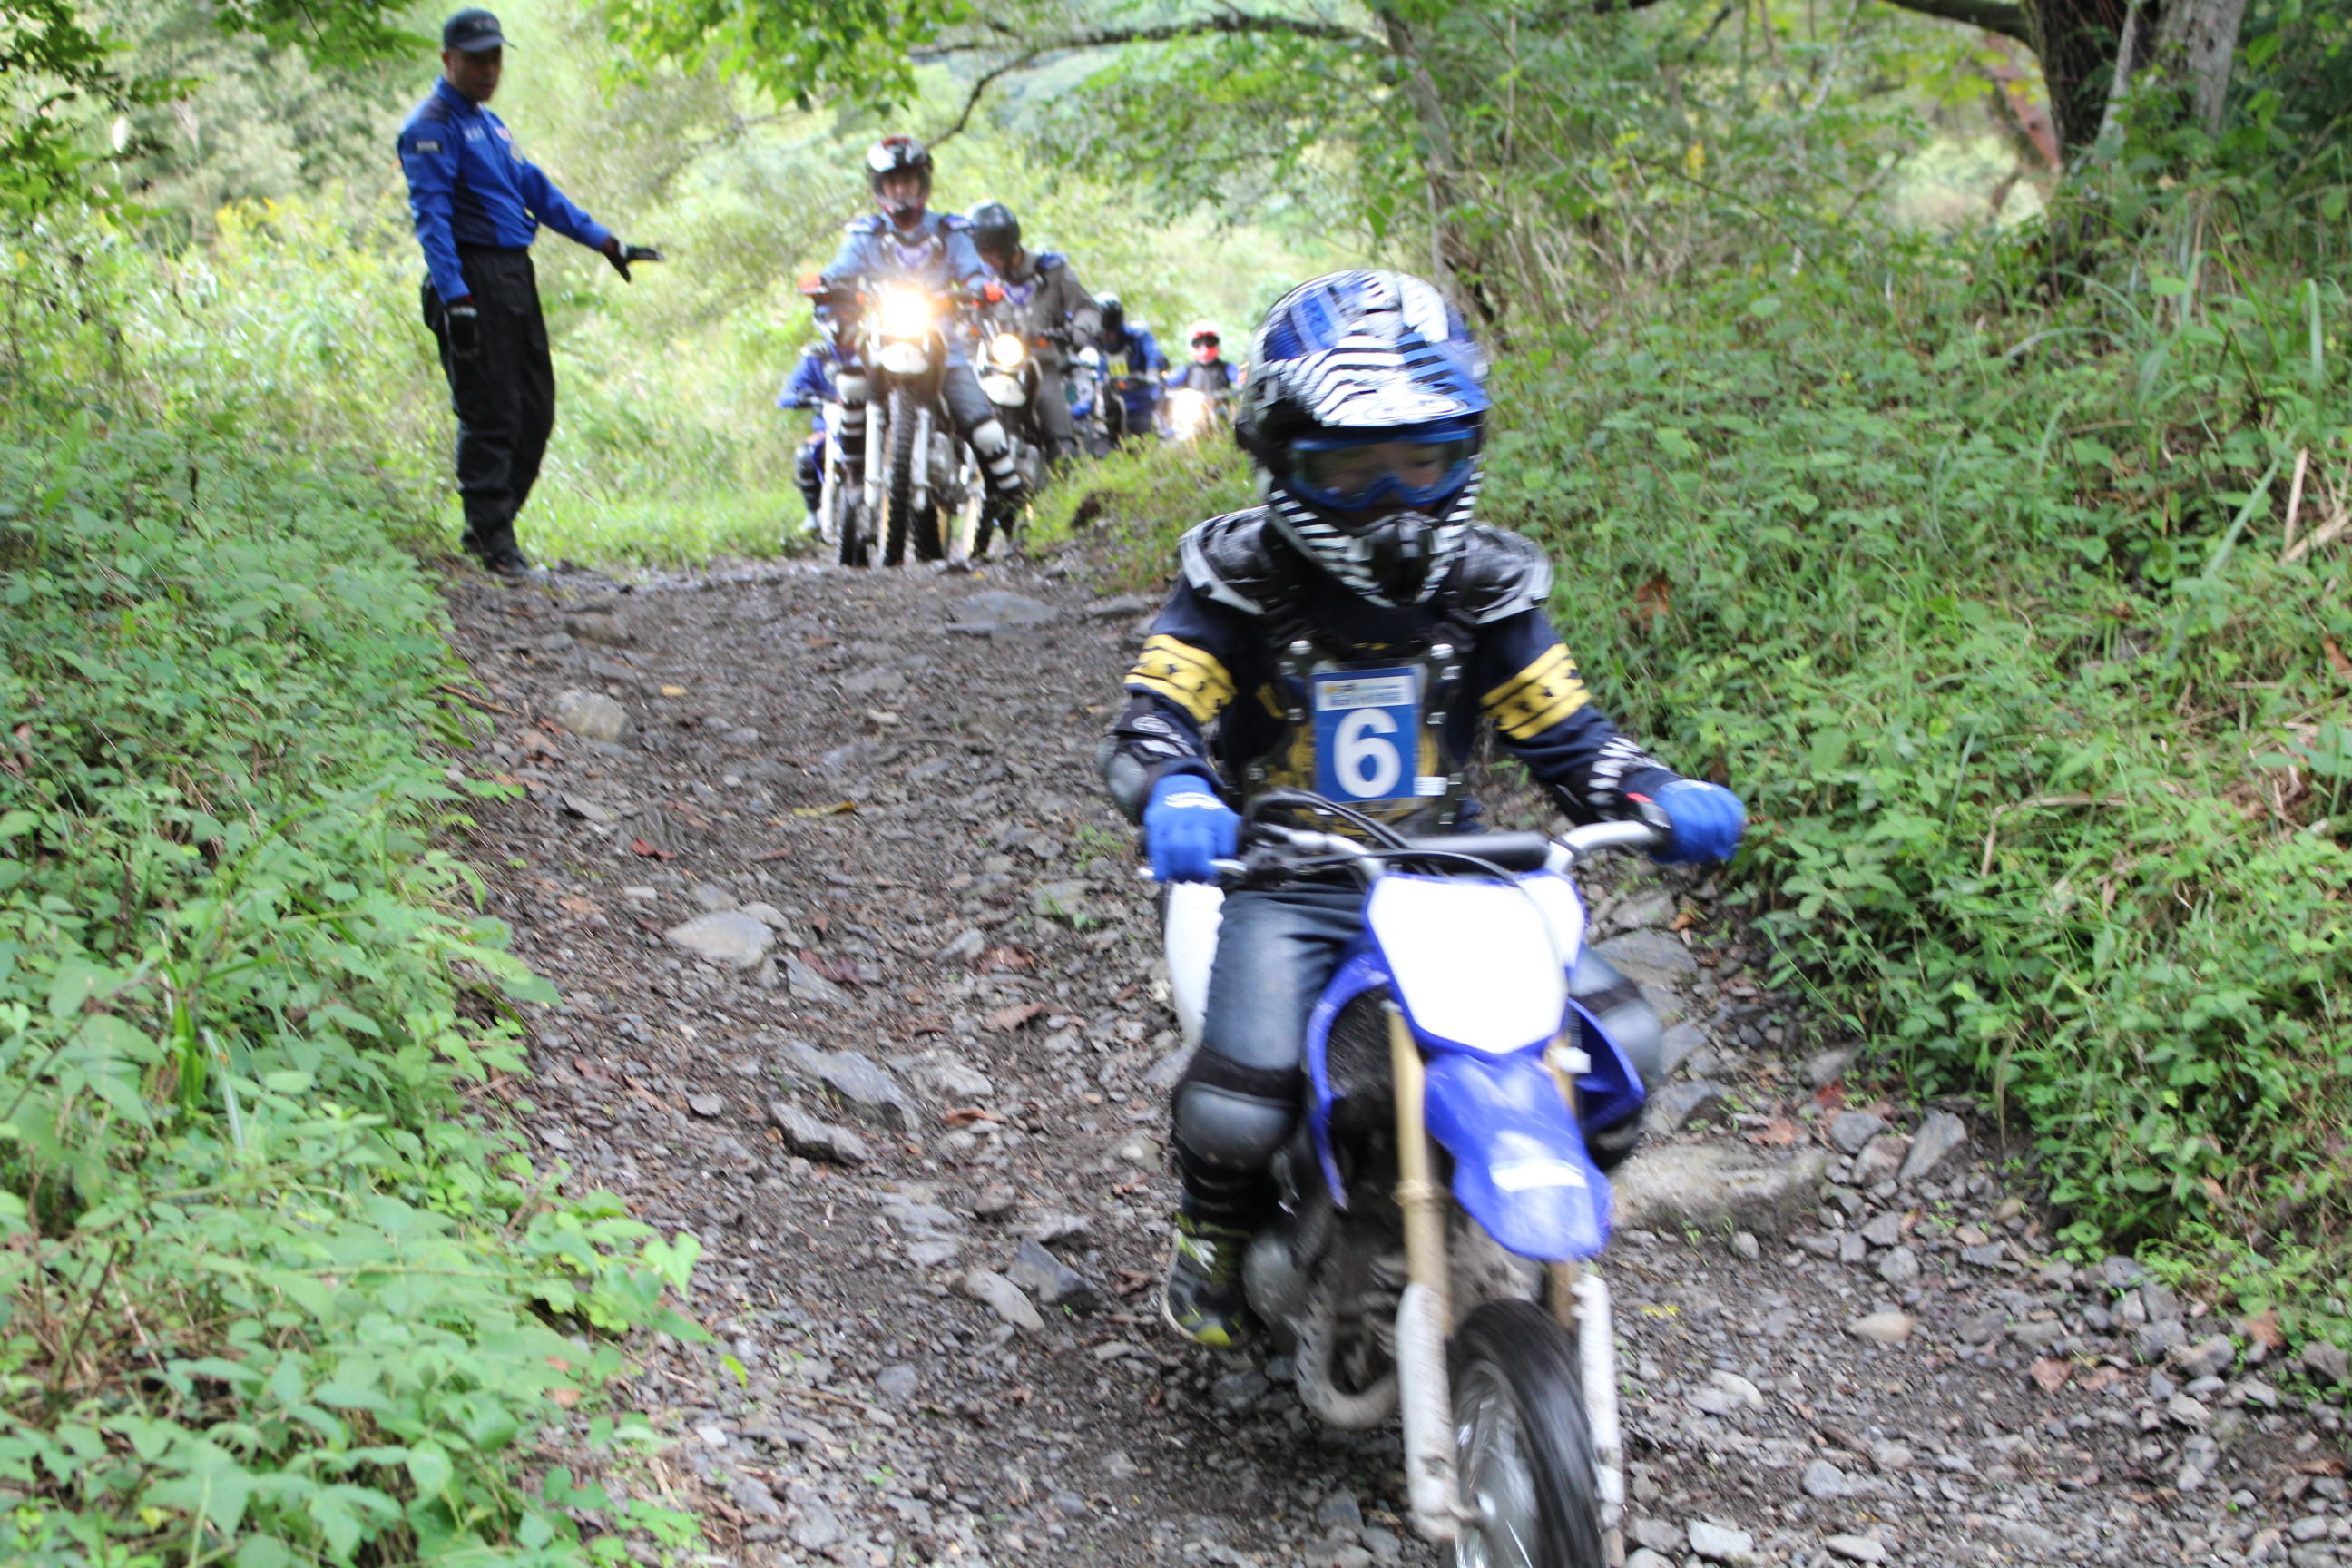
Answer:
[
  {"xmin": 603, "ymin": 240, "xmax": 664, "ymax": 283},
  {"xmin": 445, "ymin": 298, "xmax": 480, "ymax": 360}
]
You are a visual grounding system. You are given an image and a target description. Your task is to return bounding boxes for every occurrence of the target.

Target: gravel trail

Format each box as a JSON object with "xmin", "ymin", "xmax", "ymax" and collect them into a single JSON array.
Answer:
[{"xmin": 441, "ymin": 547, "xmax": 2348, "ymax": 1568}]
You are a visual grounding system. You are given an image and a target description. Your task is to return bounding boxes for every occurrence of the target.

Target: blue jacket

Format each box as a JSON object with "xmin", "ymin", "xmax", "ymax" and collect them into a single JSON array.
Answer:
[
  {"xmin": 778, "ymin": 343, "xmax": 842, "ymax": 436},
  {"xmin": 1097, "ymin": 325, "xmax": 1167, "ymax": 420},
  {"xmin": 821, "ymin": 211, "xmax": 993, "ymax": 296},
  {"xmin": 397, "ymin": 81, "xmax": 611, "ymax": 304},
  {"xmin": 821, "ymin": 211, "xmax": 995, "ymax": 368}
]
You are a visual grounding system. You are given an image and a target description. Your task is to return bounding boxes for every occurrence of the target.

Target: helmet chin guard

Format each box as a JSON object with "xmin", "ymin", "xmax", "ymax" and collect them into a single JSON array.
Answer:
[{"xmin": 1268, "ymin": 485, "xmax": 1477, "ymax": 608}]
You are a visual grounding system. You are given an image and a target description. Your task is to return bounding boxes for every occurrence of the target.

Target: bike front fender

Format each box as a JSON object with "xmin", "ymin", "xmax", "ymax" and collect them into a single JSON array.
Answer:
[{"xmin": 1423, "ymin": 1050, "xmax": 1611, "ymax": 1263}]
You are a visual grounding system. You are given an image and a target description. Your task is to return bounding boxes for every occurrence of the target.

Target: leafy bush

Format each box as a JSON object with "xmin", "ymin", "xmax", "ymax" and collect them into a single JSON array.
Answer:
[
  {"xmin": 1481, "ymin": 216, "xmax": 2352, "ymax": 1339},
  {"xmin": 0, "ymin": 241, "xmax": 702, "ymax": 1563},
  {"xmin": 1049, "ymin": 209, "xmax": 2352, "ymax": 1344}
]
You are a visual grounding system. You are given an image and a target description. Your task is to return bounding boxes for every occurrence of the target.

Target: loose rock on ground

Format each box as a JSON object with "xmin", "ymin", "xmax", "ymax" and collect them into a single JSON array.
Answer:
[{"xmin": 444, "ymin": 551, "xmax": 2352, "ymax": 1567}]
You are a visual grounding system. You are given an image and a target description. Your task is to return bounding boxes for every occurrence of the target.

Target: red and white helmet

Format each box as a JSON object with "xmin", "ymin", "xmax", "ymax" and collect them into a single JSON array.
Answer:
[{"xmin": 1186, "ymin": 319, "xmax": 1222, "ymax": 362}]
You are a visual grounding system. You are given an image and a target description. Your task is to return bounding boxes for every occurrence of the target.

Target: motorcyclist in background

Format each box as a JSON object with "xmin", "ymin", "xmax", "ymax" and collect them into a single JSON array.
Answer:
[
  {"xmin": 1167, "ymin": 318, "xmax": 1244, "ymax": 397},
  {"xmin": 818, "ymin": 135, "xmax": 1024, "ymax": 527},
  {"xmin": 1094, "ymin": 295, "xmax": 1168, "ymax": 446},
  {"xmin": 777, "ymin": 330, "xmax": 843, "ymax": 535},
  {"xmin": 1096, "ymin": 270, "xmax": 1747, "ymax": 1347},
  {"xmin": 967, "ymin": 201, "xmax": 1102, "ymax": 467}
]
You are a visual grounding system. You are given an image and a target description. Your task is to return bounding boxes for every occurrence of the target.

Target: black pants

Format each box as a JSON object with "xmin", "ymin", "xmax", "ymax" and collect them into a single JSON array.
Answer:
[
  {"xmin": 795, "ymin": 437, "xmax": 825, "ymax": 512},
  {"xmin": 422, "ymin": 247, "xmax": 554, "ymax": 557},
  {"xmin": 1032, "ymin": 364, "xmax": 1077, "ymax": 464}
]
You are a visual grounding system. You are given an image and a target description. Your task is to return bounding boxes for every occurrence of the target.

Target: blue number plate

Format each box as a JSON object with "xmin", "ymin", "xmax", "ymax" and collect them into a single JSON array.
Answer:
[{"xmin": 1311, "ymin": 667, "xmax": 1426, "ymax": 806}]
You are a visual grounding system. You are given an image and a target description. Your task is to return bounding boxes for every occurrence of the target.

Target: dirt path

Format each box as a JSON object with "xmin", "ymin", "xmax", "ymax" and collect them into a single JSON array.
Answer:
[{"xmin": 442, "ymin": 549, "xmax": 2347, "ymax": 1568}]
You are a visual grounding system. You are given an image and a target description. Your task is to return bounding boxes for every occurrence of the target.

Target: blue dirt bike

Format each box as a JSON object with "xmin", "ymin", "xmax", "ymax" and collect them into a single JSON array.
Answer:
[{"xmin": 1161, "ymin": 790, "xmax": 1660, "ymax": 1568}]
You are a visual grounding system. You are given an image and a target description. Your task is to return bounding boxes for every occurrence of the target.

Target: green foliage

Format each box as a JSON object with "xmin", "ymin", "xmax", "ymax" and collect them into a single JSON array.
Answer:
[
  {"xmin": 1029, "ymin": 435, "xmax": 1255, "ymax": 583},
  {"xmin": 0, "ymin": 229, "xmax": 704, "ymax": 1564},
  {"xmin": 1478, "ymin": 207, "xmax": 2352, "ymax": 1339},
  {"xmin": 0, "ymin": 0, "xmax": 414, "ymax": 217}
]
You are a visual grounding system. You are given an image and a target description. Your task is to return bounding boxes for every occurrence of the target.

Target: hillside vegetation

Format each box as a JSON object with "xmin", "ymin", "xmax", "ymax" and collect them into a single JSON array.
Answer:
[
  {"xmin": 0, "ymin": 230, "xmax": 703, "ymax": 1563},
  {"xmin": 1046, "ymin": 195, "xmax": 2352, "ymax": 1341}
]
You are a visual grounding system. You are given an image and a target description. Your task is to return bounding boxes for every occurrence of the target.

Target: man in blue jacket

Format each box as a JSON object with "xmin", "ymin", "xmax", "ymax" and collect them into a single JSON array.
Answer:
[
  {"xmin": 777, "ymin": 335, "xmax": 843, "ymax": 535},
  {"xmin": 397, "ymin": 8, "xmax": 660, "ymax": 577}
]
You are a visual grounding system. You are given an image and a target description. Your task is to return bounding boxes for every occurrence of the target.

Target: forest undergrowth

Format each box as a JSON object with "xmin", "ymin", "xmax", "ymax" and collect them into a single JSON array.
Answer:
[
  {"xmin": 0, "ymin": 229, "xmax": 707, "ymax": 1566},
  {"xmin": 1042, "ymin": 186, "xmax": 2352, "ymax": 1353}
]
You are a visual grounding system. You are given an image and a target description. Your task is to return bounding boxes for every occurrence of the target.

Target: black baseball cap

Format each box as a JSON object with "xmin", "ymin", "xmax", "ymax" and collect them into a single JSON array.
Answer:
[{"xmin": 442, "ymin": 8, "xmax": 508, "ymax": 52}]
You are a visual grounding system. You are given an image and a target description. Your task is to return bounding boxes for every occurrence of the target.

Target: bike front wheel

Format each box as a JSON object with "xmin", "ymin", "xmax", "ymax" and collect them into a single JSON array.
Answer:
[{"xmin": 1449, "ymin": 1299, "xmax": 1606, "ymax": 1568}]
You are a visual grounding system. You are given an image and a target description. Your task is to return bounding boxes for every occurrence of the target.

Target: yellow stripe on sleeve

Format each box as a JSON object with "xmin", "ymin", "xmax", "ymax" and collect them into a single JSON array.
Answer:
[
  {"xmin": 1481, "ymin": 643, "xmax": 1591, "ymax": 740},
  {"xmin": 1125, "ymin": 634, "xmax": 1237, "ymax": 724}
]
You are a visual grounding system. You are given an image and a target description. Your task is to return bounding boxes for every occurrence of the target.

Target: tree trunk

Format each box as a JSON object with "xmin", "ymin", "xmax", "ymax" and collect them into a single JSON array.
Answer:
[
  {"xmin": 2150, "ymin": 0, "xmax": 2250, "ymax": 134},
  {"xmin": 2022, "ymin": 0, "xmax": 2145, "ymax": 162},
  {"xmin": 1371, "ymin": 5, "xmax": 1506, "ymax": 324}
]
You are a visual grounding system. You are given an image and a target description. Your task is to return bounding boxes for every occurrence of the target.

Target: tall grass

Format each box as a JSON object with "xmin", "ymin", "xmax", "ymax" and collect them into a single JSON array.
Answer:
[{"xmin": 0, "ymin": 224, "xmax": 705, "ymax": 1565}]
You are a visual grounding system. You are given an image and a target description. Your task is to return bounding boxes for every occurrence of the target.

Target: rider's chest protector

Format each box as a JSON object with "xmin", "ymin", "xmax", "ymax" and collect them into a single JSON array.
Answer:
[
  {"xmin": 1181, "ymin": 510, "xmax": 1557, "ymax": 838},
  {"xmin": 1246, "ymin": 636, "xmax": 1465, "ymax": 835}
]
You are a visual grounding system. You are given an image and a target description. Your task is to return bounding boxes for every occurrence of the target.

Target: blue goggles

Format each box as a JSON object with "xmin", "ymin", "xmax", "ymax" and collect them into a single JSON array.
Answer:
[{"xmin": 1282, "ymin": 426, "xmax": 1477, "ymax": 512}]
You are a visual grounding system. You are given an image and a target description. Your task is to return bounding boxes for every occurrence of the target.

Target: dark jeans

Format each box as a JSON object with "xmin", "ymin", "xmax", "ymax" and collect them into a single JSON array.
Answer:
[
  {"xmin": 1173, "ymin": 885, "xmax": 1365, "ymax": 1225},
  {"xmin": 1171, "ymin": 883, "xmax": 1663, "ymax": 1226},
  {"xmin": 421, "ymin": 247, "xmax": 554, "ymax": 557},
  {"xmin": 1032, "ymin": 364, "xmax": 1077, "ymax": 463},
  {"xmin": 795, "ymin": 436, "xmax": 824, "ymax": 512}
]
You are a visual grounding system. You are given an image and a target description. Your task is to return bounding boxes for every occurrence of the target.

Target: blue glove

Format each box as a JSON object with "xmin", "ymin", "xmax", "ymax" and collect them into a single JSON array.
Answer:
[
  {"xmin": 1637, "ymin": 778, "xmax": 1746, "ymax": 864},
  {"xmin": 1143, "ymin": 774, "xmax": 1240, "ymax": 883}
]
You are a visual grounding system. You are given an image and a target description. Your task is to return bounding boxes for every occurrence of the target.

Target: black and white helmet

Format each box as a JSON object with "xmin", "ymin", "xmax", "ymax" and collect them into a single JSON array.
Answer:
[
  {"xmin": 865, "ymin": 135, "xmax": 934, "ymax": 219},
  {"xmin": 1237, "ymin": 270, "xmax": 1489, "ymax": 606}
]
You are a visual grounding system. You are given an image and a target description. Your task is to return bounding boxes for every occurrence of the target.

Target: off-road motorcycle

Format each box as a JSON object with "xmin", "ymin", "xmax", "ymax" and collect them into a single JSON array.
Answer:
[
  {"xmin": 800, "ymin": 275, "xmax": 981, "ymax": 567},
  {"xmin": 966, "ymin": 317, "xmax": 1060, "ymax": 558},
  {"xmin": 1161, "ymin": 789, "xmax": 1661, "ymax": 1568}
]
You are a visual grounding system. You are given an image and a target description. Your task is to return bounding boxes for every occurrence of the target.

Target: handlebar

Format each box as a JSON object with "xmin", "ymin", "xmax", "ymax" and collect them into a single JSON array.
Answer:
[{"xmin": 1140, "ymin": 817, "xmax": 1666, "ymax": 887}]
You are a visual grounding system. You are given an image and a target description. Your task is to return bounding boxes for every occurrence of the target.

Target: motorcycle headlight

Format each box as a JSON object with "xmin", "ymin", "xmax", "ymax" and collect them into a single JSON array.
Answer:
[
  {"xmin": 877, "ymin": 287, "xmax": 934, "ymax": 338},
  {"xmin": 990, "ymin": 332, "xmax": 1026, "ymax": 369}
]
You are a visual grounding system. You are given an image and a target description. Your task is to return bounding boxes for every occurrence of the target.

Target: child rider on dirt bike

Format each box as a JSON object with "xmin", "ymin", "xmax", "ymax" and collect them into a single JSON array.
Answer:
[{"xmin": 1096, "ymin": 270, "xmax": 1747, "ymax": 1348}]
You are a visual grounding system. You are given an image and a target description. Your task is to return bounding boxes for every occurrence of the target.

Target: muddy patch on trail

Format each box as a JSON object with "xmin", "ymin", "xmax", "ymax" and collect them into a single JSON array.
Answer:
[{"xmin": 441, "ymin": 553, "xmax": 2350, "ymax": 1568}]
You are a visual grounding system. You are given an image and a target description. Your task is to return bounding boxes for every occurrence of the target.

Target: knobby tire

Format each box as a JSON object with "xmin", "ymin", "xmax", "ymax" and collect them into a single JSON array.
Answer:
[
  {"xmin": 883, "ymin": 387, "xmax": 921, "ymax": 568},
  {"xmin": 1447, "ymin": 1298, "xmax": 1607, "ymax": 1568}
]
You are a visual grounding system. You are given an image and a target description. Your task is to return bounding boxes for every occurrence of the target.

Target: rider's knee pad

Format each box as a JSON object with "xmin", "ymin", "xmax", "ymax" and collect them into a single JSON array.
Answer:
[
  {"xmin": 1172, "ymin": 1052, "xmax": 1299, "ymax": 1172},
  {"xmin": 1567, "ymin": 946, "xmax": 1663, "ymax": 1090},
  {"xmin": 969, "ymin": 418, "xmax": 1012, "ymax": 459},
  {"xmin": 970, "ymin": 419, "xmax": 1023, "ymax": 495}
]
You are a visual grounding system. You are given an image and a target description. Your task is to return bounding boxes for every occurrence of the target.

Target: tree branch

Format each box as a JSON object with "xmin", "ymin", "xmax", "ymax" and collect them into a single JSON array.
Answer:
[
  {"xmin": 1874, "ymin": 0, "xmax": 2033, "ymax": 44},
  {"xmin": 913, "ymin": 10, "xmax": 1369, "ymax": 61},
  {"xmin": 926, "ymin": 49, "xmax": 1041, "ymax": 147}
]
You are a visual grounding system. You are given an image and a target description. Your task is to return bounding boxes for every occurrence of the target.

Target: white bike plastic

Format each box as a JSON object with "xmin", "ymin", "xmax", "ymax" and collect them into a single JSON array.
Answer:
[
  {"xmin": 1162, "ymin": 880, "xmax": 1225, "ymax": 1051},
  {"xmin": 1367, "ymin": 876, "xmax": 1568, "ymax": 1054}
]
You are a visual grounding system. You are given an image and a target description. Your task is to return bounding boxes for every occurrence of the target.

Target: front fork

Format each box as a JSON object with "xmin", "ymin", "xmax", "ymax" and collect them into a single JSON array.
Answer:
[
  {"xmin": 1547, "ymin": 1041, "xmax": 1627, "ymax": 1567},
  {"xmin": 862, "ymin": 395, "xmax": 886, "ymax": 512},
  {"xmin": 1389, "ymin": 1004, "xmax": 1462, "ymax": 1545},
  {"xmin": 912, "ymin": 404, "xmax": 936, "ymax": 516}
]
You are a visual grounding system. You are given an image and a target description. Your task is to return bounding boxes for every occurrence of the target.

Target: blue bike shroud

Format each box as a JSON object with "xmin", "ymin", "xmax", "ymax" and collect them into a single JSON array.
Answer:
[{"xmin": 1304, "ymin": 952, "xmax": 1646, "ymax": 1263}]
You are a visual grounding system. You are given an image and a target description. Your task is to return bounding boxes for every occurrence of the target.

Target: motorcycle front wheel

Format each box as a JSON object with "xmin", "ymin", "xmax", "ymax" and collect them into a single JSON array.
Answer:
[
  {"xmin": 883, "ymin": 387, "xmax": 921, "ymax": 567},
  {"xmin": 833, "ymin": 488, "xmax": 869, "ymax": 568},
  {"xmin": 1449, "ymin": 1299, "xmax": 1605, "ymax": 1568}
]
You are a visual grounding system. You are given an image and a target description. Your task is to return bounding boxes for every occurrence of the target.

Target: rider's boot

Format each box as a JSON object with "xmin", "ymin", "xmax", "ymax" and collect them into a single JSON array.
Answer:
[
  {"xmin": 1163, "ymin": 1207, "xmax": 1253, "ymax": 1348},
  {"xmin": 971, "ymin": 419, "xmax": 1024, "ymax": 505}
]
